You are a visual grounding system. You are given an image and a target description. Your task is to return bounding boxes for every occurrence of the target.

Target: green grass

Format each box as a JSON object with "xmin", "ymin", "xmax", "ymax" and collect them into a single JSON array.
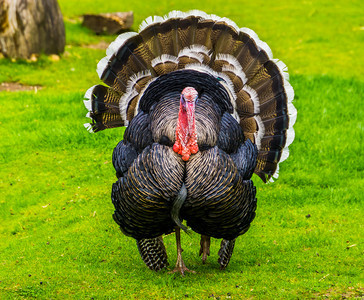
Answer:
[{"xmin": 0, "ymin": 0, "xmax": 363, "ymax": 298}]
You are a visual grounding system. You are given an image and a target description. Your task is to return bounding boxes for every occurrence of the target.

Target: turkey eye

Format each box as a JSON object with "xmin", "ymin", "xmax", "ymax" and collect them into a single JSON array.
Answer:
[{"xmin": 180, "ymin": 94, "xmax": 186, "ymax": 106}]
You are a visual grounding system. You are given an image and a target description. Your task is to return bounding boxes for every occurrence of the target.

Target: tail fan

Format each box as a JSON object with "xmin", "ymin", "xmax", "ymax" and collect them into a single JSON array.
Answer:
[
  {"xmin": 84, "ymin": 10, "xmax": 296, "ymax": 182},
  {"xmin": 136, "ymin": 237, "xmax": 169, "ymax": 271}
]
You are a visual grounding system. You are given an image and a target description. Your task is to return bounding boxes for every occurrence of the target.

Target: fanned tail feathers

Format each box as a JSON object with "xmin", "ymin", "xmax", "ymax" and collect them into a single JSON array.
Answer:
[{"xmin": 84, "ymin": 10, "xmax": 296, "ymax": 182}]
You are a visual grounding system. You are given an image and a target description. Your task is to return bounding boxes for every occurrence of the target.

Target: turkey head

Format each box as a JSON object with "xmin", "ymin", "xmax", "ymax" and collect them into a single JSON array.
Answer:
[{"xmin": 173, "ymin": 87, "xmax": 199, "ymax": 161}]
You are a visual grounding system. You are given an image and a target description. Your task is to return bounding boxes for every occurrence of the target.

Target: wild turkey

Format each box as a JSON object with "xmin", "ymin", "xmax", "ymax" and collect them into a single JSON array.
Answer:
[{"xmin": 83, "ymin": 10, "xmax": 296, "ymax": 274}]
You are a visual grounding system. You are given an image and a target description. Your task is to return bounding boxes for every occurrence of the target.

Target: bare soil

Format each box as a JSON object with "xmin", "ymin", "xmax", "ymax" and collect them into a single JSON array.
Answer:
[
  {"xmin": 82, "ymin": 40, "xmax": 109, "ymax": 50},
  {"xmin": 0, "ymin": 82, "xmax": 42, "ymax": 92}
]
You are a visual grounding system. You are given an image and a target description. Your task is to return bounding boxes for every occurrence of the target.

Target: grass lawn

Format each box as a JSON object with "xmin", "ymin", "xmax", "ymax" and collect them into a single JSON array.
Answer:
[{"xmin": 0, "ymin": 0, "xmax": 363, "ymax": 298}]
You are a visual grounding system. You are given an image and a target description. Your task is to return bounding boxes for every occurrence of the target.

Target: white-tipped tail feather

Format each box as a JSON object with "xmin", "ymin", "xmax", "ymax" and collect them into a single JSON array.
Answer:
[
  {"xmin": 83, "ymin": 123, "xmax": 94, "ymax": 133},
  {"xmin": 151, "ymin": 54, "xmax": 179, "ymax": 67},
  {"xmin": 253, "ymin": 116, "xmax": 265, "ymax": 150},
  {"xmin": 85, "ymin": 10, "xmax": 296, "ymax": 182},
  {"xmin": 96, "ymin": 57, "xmax": 109, "ymax": 79},
  {"xmin": 240, "ymin": 27, "xmax": 273, "ymax": 59},
  {"xmin": 138, "ymin": 15, "xmax": 165, "ymax": 32}
]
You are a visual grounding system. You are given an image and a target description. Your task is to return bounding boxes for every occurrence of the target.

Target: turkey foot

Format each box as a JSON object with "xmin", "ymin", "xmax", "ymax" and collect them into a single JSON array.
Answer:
[
  {"xmin": 169, "ymin": 227, "xmax": 196, "ymax": 276},
  {"xmin": 199, "ymin": 235, "xmax": 211, "ymax": 264},
  {"xmin": 170, "ymin": 250, "xmax": 195, "ymax": 276}
]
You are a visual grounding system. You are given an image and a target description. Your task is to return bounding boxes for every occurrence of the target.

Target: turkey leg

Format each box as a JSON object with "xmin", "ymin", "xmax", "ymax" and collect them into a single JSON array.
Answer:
[
  {"xmin": 199, "ymin": 235, "xmax": 211, "ymax": 264},
  {"xmin": 170, "ymin": 227, "xmax": 195, "ymax": 276}
]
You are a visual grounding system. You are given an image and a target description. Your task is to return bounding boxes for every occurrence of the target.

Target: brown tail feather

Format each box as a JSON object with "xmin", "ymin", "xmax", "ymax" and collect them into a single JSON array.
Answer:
[{"xmin": 84, "ymin": 85, "xmax": 123, "ymax": 132}]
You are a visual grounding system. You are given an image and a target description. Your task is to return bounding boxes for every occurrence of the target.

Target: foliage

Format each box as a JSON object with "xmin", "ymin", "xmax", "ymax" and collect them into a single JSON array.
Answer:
[{"xmin": 0, "ymin": 0, "xmax": 363, "ymax": 298}]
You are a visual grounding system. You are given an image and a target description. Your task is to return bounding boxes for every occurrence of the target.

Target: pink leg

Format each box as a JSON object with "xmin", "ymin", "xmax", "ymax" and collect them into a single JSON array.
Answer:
[
  {"xmin": 169, "ymin": 227, "xmax": 196, "ymax": 276},
  {"xmin": 199, "ymin": 235, "xmax": 211, "ymax": 264}
]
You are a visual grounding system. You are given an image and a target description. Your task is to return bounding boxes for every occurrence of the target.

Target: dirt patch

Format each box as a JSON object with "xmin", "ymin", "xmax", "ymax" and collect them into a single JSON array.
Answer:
[
  {"xmin": 82, "ymin": 40, "xmax": 109, "ymax": 50},
  {"xmin": 0, "ymin": 82, "xmax": 42, "ymax": 92},
  {"xmin": 315, "ymin": 286, "xmax": 364, "ymax": 299}
]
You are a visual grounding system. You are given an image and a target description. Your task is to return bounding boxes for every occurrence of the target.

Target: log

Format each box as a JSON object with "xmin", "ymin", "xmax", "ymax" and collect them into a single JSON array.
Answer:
[
  {"xmin": 82, "ymin": 12, "xmax": 133, "ymax": 35},
  {"xmin": 0, "ymin": 0, "xmax": 65, "ymax": 59}
]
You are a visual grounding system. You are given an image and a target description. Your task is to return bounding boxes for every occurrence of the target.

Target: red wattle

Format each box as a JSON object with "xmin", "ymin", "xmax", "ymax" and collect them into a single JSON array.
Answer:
[
  {"xmin": 174, "ymin": 88, "xmax": 199, "ymax": 161},
  {"xmin": 182, "ymin": 154, "xmax": 190, "ymax": 161},
  {"xmin": 181, "ymin": 148, "xmax": 191, "ymax": 161},
  {"xmin": 190, "ymin": 144, "xmax": 199, "ymax": 154},
  {"xmin": 173, "ymin": 143, "xmax": 181, "ymax": 153}
]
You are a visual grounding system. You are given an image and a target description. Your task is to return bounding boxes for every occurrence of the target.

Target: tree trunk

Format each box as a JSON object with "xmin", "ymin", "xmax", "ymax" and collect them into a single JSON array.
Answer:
[{"xmin": 0, "ymin": 0, "xmax": 65, "ymax": 59}]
